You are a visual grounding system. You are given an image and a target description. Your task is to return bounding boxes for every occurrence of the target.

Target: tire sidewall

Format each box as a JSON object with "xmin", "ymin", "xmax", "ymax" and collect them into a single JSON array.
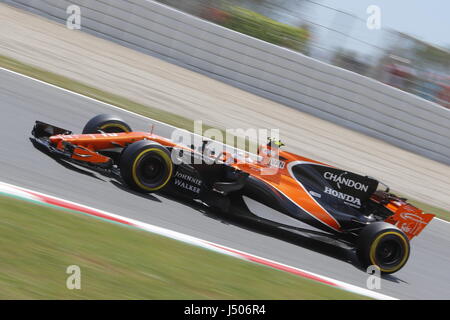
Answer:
[
  {"xmin": 357, "ymin": 222, "xmax": 410, "ymax": 274},
  {"xmin": 82, "ymin": 114, "xmax": 132, "ymax": 134}
]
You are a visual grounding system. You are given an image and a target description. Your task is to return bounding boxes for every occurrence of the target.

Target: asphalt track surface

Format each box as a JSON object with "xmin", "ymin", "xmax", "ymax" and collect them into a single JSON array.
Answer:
[{"xmin": 1, "ymin": 68, "xmax": 449, "ymax": 299}]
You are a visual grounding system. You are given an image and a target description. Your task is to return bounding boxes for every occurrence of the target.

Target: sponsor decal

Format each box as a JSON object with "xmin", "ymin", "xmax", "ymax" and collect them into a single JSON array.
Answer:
[
  {"xmin": 268, "ymin": 157, "xmax": 285, "ymax": 169},
  {"xmin": 324, "ymin": 186, "xmax": 361, "ymax": 207},
  {"xmin": 399, "ymin": 211, "xmax": 427, "ymax": 224},
  {"xmin": 173, "ymin": 171, "xmax": 202, "ymax": 194},
  {"xmin": 399, "ymin": 222, "xmax": 414, "ymax": 234},
  {"xmin": 398, "ymin": 211, "xmax": 428, "ymax": 236},
  {"xmin": 309, "ymin": 191, "xmax": 322, "ymax": 198},
  {"xmin": 323, "ymin": 172, "xmax": 369, "ymax": 192}
]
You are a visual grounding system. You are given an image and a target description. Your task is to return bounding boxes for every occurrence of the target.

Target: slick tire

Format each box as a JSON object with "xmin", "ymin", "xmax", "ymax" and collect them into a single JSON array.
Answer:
[
  {"xmin": 120, "ymin": 140, "xmax": 173, "ymax": 193},
  {"xmin": 356, "ymin": 222, "xmax": 410, "ymax": 274},
  {"xmin": 82, "ymin": 114, "xmax": 132, "ymax": 134}
]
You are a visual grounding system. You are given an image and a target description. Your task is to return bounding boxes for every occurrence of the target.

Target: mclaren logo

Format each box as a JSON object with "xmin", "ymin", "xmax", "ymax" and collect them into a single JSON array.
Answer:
[
  {"xmin": 323, "ymin": 172, "xmax": 368, "ymax": 192},
  {"xmin": 324, "ymin": 187, "xmax": 361, "ymax": 207},
  {"xmin": 400, "ymin": 212, "xmax": 427, "ymax": 224}
]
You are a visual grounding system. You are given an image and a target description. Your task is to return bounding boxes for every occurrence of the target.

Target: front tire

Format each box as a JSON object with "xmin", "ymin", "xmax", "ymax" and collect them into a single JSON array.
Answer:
[
  {"xmin": 82, "ymin": 114, "xmax": 132, "ymax": 134},
  {"xmin": 356, "ymin": 222, "xmax": 410, "ymax": 274},
  {"xmin": 120, "ymin": 140, "xmax": 173, "ymax": 193}
]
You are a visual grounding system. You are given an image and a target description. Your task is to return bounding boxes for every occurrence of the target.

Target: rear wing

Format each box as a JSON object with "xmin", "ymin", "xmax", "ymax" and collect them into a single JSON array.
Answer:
[{"xmin": 385, "ymin": 204, "xmax": 435, "ymax": 240}]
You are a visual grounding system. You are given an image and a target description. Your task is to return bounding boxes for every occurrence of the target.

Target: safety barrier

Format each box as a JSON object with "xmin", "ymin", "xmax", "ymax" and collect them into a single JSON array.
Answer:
[{"xmin": 5, "ymin": 0, "xmax": 450, "ymax": 164}]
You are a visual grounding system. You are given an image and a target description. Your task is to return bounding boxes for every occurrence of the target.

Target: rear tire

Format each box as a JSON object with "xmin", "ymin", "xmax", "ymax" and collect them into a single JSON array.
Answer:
[
  {"xmin": 120, "ymin": 140, "xmax": 173, "ymax": 193},
  {"xmin": 82, "ymin": 114, "xmax": 132, "ymax": 134},
  {"xmin": 356, "ymin": 222, "xmax": 410, "ymax": 274}
]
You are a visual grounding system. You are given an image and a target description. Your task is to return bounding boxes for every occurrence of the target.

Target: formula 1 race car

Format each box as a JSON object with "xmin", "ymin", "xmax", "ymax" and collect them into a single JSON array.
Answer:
[{"xmin": 30, "ymin": 114, "xmax": 435, "ymax": 274}]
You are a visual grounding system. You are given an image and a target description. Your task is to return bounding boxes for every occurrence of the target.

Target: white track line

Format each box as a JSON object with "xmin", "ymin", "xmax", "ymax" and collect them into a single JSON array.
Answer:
[
  {"xmin": 0, "ymin": 180, "xmax": 396, "ymax": 300},
  {"xmin": 2, "ymin": 66, "xmax": 448, "ymax": 225}
]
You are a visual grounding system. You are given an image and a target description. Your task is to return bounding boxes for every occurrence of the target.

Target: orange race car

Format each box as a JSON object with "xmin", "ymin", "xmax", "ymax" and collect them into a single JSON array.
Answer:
[{"xmin": 31, "ymin": 114, "xmax": 435, "ymax": 274}]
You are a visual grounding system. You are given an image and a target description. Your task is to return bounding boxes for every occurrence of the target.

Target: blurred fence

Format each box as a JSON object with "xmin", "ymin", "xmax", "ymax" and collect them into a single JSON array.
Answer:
[
  {"xmin": 156, "ymin": 0, "xmax": 450, "ymax": 109},
  {"xmin": 4, "ymin": 0, "xmax": 450, "ymax": 164}
]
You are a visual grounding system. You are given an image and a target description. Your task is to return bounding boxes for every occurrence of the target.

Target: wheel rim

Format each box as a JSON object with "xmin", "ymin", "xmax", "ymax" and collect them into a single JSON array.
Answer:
[
  {"xmin": 374, "ymin": 235, "xmax": 405, "ymax": 269},
  {"xmin": 136, "ymin": 154, "xmax": 168, "ymax": 188}
]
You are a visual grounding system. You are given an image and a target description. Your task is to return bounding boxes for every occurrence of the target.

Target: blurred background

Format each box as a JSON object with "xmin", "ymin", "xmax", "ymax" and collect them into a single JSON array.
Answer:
[{"xmin": 156, "ymin": 0, "xmax": 450, "ymax": 109}]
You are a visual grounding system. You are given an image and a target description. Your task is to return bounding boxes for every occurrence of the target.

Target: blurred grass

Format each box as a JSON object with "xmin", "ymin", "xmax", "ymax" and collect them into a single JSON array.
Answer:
[
  {"xmin": 220, "ymin": 6, "xmax": 310, "ymax": 54},
  {"xmin": 0, "ymin": 195, "xmax": 366, "ymax": 299}
]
